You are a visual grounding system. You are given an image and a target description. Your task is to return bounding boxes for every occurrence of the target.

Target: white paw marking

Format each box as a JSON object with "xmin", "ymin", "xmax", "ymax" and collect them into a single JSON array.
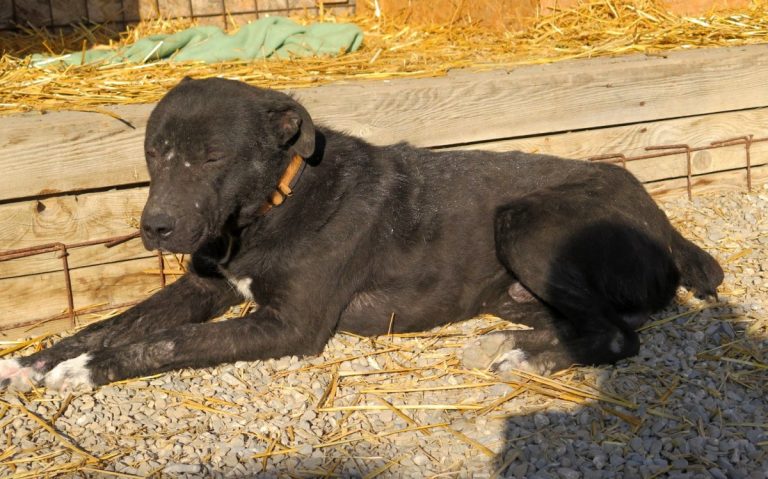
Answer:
[
  {"xmin": 0, "ymin": 358, "xmax": 43, "ymax": 392},
  {"xmin": 492, "ymin": 348, "xmax": 533, "ymax": 373},
  {"xmin": 609, "ymin": 332, "xmax": 625, "ymax": 354},
  {"xmin": 461, "ymin": 332, "xmax": 515, "ymax": 370},
  {"xmin": 44, "ymin": 353, "xmax": 94, "ymax": 393}
]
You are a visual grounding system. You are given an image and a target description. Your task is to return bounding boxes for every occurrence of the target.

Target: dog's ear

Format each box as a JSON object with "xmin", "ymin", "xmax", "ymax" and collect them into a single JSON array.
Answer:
[
  {"xmin": 269, "ymin": 102, "xmax": 316, "ymax": 158},
  {"xmin": 180, "ymin": 76, "xmax": 194, "ymax": 84}
]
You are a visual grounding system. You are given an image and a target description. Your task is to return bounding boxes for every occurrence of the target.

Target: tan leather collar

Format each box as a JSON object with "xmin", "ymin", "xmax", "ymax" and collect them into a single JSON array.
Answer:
[{"xmin": 257, "ymin": 154, "xmax": 306, "ymax": 215}]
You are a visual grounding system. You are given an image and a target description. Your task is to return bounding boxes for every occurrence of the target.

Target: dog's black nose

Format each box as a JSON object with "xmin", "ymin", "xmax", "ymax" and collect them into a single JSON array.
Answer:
[{"xmin": 142, "ymin": 212, "xmax": 176, "ymax": 240}]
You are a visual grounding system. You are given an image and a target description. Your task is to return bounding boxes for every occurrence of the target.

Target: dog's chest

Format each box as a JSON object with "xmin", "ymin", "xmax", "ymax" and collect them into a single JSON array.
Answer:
[{"xmin": 218, "ymin": 265, "xmax": 254, "ymax": 301}]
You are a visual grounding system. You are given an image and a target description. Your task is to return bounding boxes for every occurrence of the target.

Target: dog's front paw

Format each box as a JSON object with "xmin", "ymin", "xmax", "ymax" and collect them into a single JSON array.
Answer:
[
  {"xmin": 0, "ymin": 358, "xmax": 45, "ymax": 392},
  {"xmin": 44, "ymin": 353, "xmax": 94, "ymax": 394}
]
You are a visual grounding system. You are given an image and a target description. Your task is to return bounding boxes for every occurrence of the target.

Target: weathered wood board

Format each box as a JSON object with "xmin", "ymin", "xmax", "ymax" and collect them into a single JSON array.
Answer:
[
  {"xmin": 0, "ymin": 188, "xmax": 148, "ymax": 279},
  {"xmin": 646, "ymin": 164, "xmax": 768, "ymax": 198},
  {"xmin": 0, "ymin": 257, "xmax": 181, "ymax": 340},
  {"xmin": 2, "ymin": 45, "xmax": 768, "ymax": 201}
]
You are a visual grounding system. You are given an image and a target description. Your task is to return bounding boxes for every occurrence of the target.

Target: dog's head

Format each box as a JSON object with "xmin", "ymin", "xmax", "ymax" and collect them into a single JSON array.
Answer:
[{"xmin": 141, "ymin": 77, "xmax": 315, "ymax": 253}]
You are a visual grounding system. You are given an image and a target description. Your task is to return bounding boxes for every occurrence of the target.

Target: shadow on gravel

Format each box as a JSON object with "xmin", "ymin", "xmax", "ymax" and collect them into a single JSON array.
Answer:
[{"xmin": 491, "ymin": 298, "xmax": 767, "ymax": 479}]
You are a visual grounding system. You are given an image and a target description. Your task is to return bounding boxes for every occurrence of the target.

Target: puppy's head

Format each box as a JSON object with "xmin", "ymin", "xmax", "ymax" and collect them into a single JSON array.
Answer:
[{"xmin": 141, "ymin": 77, "xmax": 315, "ymax": 253}]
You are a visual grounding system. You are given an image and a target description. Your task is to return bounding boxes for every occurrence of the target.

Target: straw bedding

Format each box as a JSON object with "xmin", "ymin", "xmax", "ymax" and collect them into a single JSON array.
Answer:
[
  {"xmin": 1, "ymin": 0, "xmax": 768, "ymax": 115},
  {"xmin": 1, "ymin": 188, "xmax": 766, "ymax": 477}
]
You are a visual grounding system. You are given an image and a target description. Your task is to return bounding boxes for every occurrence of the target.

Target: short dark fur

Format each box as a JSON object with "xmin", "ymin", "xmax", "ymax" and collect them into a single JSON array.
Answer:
[{"xmin": 10, "ymin": 78, "xmax": 723, "ymax": 385}]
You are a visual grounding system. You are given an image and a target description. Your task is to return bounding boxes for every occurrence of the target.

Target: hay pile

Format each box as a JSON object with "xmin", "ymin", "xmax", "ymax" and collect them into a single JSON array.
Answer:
[{"xmin": 1, "ymin": 0, "xmax": 767, "ymax": 115}]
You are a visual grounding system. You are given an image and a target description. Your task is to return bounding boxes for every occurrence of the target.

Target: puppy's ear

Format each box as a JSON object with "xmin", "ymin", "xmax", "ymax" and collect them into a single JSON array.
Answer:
[
  {"xmin": 180, "ymin": 76, "xmax": 194, "ymax": 84},
  {"xmin": 269, "ymin": 102, "xmax": 316, "ymax": 158}
]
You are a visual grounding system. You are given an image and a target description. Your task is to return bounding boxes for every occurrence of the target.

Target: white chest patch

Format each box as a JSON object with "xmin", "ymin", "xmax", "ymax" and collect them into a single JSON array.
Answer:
[
  {"xmin": 233, "ymin": 277, "xmax": 254, "ymax": 300},
  {"xmin": 227, "ymin": 275, "xmax": 254, "ymax": 301}
]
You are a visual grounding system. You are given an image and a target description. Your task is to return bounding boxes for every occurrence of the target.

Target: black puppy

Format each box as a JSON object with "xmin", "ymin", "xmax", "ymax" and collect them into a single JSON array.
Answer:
[{"xmin": 0, "ymin": 78, "xmax": 722, "ymax": 392}]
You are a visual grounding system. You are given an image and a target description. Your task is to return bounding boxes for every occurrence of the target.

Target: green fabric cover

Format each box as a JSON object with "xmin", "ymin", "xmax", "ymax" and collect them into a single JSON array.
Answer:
[{"xmin": 32, "ymin": 17, "xmax": 363, "ymax": 66}]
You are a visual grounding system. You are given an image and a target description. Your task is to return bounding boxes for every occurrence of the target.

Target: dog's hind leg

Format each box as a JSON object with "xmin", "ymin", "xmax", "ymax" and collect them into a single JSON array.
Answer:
[
  {"xmin": 463, "ymin": 291, "xmax": 577, "ymax": 375},
  {"xmin": 463, "ymin": 284, "xmax": 639, "ymax": 375},
  {"xmin": 466, "ymin": 190, "xmax": 681, "ymax": 375},
  {"xmin": 0, "ymin": 274, "xmax": 241, "ymax": 391}
]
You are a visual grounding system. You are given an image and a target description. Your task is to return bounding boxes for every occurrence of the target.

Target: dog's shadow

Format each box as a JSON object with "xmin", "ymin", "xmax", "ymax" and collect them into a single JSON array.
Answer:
[{"xmin": 491, "ymin": 298, "xmax": 764, "ymax": 478}]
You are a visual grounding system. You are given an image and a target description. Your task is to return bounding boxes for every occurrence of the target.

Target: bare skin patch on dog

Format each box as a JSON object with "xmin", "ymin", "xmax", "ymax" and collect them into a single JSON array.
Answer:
[
  {"xmin": 347, "ymin": 292, "xmax": 381, "ymax": 311},
  {"xmin": 508, "ymin": 282, "xmax": 536, "ymax": 303}
]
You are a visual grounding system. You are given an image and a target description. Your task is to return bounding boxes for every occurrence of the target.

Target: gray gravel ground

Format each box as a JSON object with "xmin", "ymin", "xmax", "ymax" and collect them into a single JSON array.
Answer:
[{"xmin": 1, "ymin": 188, "xmax": 766, "ymax": 478}]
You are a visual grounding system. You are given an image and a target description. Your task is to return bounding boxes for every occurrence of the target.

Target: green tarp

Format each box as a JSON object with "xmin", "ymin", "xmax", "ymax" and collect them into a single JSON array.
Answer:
[{"xmin": 32, "ymin": 17, "xmax": 364, "ymax": 66}]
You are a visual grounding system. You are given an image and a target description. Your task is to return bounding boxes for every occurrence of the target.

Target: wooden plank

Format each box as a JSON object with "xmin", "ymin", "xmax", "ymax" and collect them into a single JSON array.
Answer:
[
  {"xmin": 51, "ymin": 0, "xmax": 89, "ymax": 25},
  {"xmin": 0, "ymin": 1, "xmax": 13, "ymax": 29},
  {"xmin": 226, "ymin": 0, "xmax": 258, "ymax": 14},
  {"xmin": 258, "ymin": 0, "xmax": 288, "ymax": 11},
  {"xmin": 0, "ymin": 188, "xmax": 148, "ymax": 279},
  {"xmin": 450, "ymin": 108, "xmax": 768, "ymax": 183},
  {"xmin": 2, "ymin": 45, "xmax": 768, "ymax": 201},
  {"xmin": 0, "ymin": 239, "xmax": 155, "ymax": 281},
  {"xmin": 14, "ymin": 0, "xmax": 52, "ymax": 26},
  {"xmin": 158, "ymin": 0, "xmax": 193, "ymax": 17},
  {"xmin": 646, "ymin": 163, "xmax": 768, "ymax": 198},
  {"xmin": 0, "ymin": 256, "xmax": 180, "ymax": 335},
  {"xmin": 138, "ymin": 0, "xmax": 161, "ymax": 19},
  {"xmin": 195, "ymin": 14, "xmax": 227, "ymax": 28},
  {"xmin": 0, "ymin": 104, "xmax": 151, "ymax": 201},
  {"xmin": 2, "ymin": 108, "xmax": 765, "ymax": 250},
  {"xmin": 191, "ymin": 0, "xmax": 226, "ymax": 15},
  {"xmin": 1, "ymin": 105, "xmax": 765, "ymax": 204},
  {"xmin": 122, "ymin": 0, "xmax": 143, "ymax": 22},
  {"xmin": 0, "ymin": 306, "xmax": 114, "ymax": 341},
  {"xmin": 86, "ymin": 0, "xmax": 126, "ymax": 22},
  {"xmin": 290, "ymin": 44, "xmax": 768, "ymax": 147}
]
